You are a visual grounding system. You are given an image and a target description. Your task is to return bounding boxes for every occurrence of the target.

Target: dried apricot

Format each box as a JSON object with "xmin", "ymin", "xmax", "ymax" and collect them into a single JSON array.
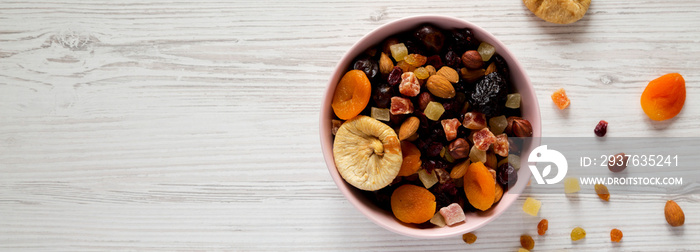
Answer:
[
  {"xmin": 610, "ymin": 228, "xmax": 622, "ymax": 242},
  {"xmin": 520, "ymin": 235, "xmax": 535, "ymax": 250},
  {"xmin": 398, "ymin": 141, "xmax": 422, "ymax": 176},
  {"xmin": 537, "ymin": 219, "xmax": 548, "ymax": 235},
  {"xmin": 332, "ymin": 70, "xmax": 371, "ymax": 120},
  {"xmin": 551, "ymin": 88, "xmax": 570, "ymax": 110},
  {"xmin": 391, "ymin": 184, "xmax": 436, "ymax": 224},
  {"xmin": 463, "ymin": 162, "xmax": 496, "ymax": 211},
  {"xmin": 641, "ymin": 73, "xmax": 686, "ymax": 121}
]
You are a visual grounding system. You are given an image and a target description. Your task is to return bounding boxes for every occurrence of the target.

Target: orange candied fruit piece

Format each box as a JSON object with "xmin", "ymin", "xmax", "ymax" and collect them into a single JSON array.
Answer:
[
  {"xmin": 398, "ymin": 141, "xmax": 422, "ymax": 176},
  {"xmin": 641, "ymin": 73, "xmax": 686, "ymax": 121},
  {"xmin": 610, "ymin": 228, "xmax": 623, "ymax": 242},
  {"xmin": 390, "ymin": 184, "xmax": 436, "ymax": 224},
  {"xmin": 551, "ymin": 88, "xmax": 570, "ymax": 110},
  {"xmin": 463, "ymin": 162, "xmax": 496, "ymax": 211},
  {"xmin": 331, "ymin": 70, "xmax": 372, "ymax": 120}
]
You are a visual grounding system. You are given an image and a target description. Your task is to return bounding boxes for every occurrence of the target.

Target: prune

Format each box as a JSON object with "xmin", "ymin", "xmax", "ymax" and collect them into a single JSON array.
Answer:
[
  {"xmin": 387, "ymin": 66, "xmax": 403, "ymax": 86},
  {"xmin": 404, "ymin": 39, "xmax": 425, "ymax": 55},
  {"xmin": 353, "ymin": 55, "xmax": 379, "ymax": 80},
  {"xmin": 372, "ymin": 83, "xmax": 393, "ymax": 108},
  {"xmin": 414, "ymin": 25, "xmax": 444, "ymax": 53},
  {"xmin": 490, "ymin": 54, "xmax": 510, "ymax": 82},
  {"xmin": 469, "ymin": 72, "xmax": 507, "ymax": 117},
  {"xmin": 448, "ymin": 28, "xmax": 479, "ymax": 54},
  {"xmin": 497, "ymin": 162, "xmax": 517, "ymax": 189},
  {"xmin": 443, "ymin": 50, "xmax": 461, "ymax": 69}
]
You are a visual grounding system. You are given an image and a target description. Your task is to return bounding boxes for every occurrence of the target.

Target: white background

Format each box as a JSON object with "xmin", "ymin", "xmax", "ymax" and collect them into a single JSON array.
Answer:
[{"xmin": 1, "ymin": 0, "xmax": 698, "ymax": 251}]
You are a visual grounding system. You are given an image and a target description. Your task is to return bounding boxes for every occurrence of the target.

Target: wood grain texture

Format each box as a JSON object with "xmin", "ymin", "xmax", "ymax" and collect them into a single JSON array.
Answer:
[{"xmin": 1, "ymin": 0, "xmax": 699, "ymax": 251}]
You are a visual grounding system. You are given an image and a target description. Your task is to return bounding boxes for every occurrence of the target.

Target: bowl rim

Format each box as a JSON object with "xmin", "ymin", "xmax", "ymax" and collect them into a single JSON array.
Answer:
[{"xmin": 319, "ymin": 14, "xmax": 542, "ymax": 238}]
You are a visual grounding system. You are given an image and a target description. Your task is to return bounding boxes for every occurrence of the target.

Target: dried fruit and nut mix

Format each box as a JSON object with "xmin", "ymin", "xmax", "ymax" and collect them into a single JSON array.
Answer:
[{"xmin": 331, "ymin": 24, "xmax": 533, "ymax": 227}]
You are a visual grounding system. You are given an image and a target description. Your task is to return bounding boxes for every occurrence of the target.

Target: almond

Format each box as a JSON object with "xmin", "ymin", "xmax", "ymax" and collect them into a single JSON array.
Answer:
[
  {"xmin": 398, "ymin": 116, "xmax": 419, "ymax": 141},
  {"xmin": 460, "ymin": 67, "xmax": 485, "ymax": 83},
  {"xmin": 665, "ymin": 200, "xmax": 685, "ymax": 227},
  {"xmin": 379, "ymin": 52, "xmax": 394, "ymax": 75},
  {"xmin": 437, "ymin": 66, "xmax": 459, "ymax": 83},
  {"xmin": 426, "ymin": 75, "xmax": 456, "ymax": 99},
  {"xmin": 485, "ymin": 62, "xmax": 497, "ymax": 75}
]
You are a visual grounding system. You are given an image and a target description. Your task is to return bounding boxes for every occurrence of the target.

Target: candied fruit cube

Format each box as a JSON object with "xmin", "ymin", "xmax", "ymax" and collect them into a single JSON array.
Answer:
[
  {"xmin": 523, "ymin": 197, "xmax": 541, "ymax": 216},
  {"xmin": 463, "ymin": 112, "xmax": 487, "ymax": 130},
  {"xmin": 551, "ymin": 88, "xmax": 570, "ymax": 110},
  {"xmin": 493, "ymin": 134, "xmax": 509, "ymax": 157},
  {"xmin": 390, "ymin": 43, "xmax": 408, "ymax": 62},
  {"xmin": 370, "ymin": 107, "xmax": 390, "ymax": 121},
  {"xmin": 610, "ymin": 228, "xmax": 622, "ymax": 242},
  {"xmin": 441, "ymin": 118, "xmax": 461, "ymax": 141},
  {"xmin": 564, "ymin": 177, "xmax": 580, "ymax": 193},
  {"xmin": 390, "ymin": 96, "xmax": 414, "ymax": 115},
  {"xmin": 399, "ymin": 72, "xmax": 420, "ymax": 97},
  {"xmin": 489, "ymin": 115, "xmax": 508, "ymax": 135},
  {"xmin": 518, "ymin": 249, "xmax": 530, "ymax": 252},
  {"xmin": 571, "ymin": 227, "xmax": 586, "ymax": 241},
  {"xmin": 477, "ymin": 42, "xmax": 495, "ymax": 61},
  {"xmin": 430, "ymin": 212, "xmax": 446, "ymax": 227},
  {"xmin": 418, "ymin": 169, "xmax": 438, "ymax": 189},
  {"xmin": 506, "ymin": 93, "xmax": 521, "ymax": 109},
  {"xmin": 508, "ymin": 154, "xmax": 521, "ymax": 169},
  {"xmin": 469, "ymin": 145, "xmax": 487, "ymax": 164},
  {"xmin": 424, "ymin": 101, "xmax": 445, "ymax": 121},
  {"xmin": 473, "ymin": 128, "xmax": 496, "ymax": 151},
  {"xmin": 439, "ymin": 203, "xmax": 466, "ymax": 226}
]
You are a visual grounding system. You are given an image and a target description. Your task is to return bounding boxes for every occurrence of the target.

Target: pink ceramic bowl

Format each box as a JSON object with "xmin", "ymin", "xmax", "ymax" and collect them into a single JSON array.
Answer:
[{"xmin": 319, "ymin": 15, "xmax": 541, "ymax": 238}]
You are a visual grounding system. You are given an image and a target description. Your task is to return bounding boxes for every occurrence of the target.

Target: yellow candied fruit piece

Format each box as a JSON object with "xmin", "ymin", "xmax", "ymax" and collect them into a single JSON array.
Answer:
[
  {"xmin": 523, "ymin": 197, "xmax": 541, "ymax": 216},
  {"xmin": 564, "ymin": 177, "xmax": 580, "ymax": 193}
]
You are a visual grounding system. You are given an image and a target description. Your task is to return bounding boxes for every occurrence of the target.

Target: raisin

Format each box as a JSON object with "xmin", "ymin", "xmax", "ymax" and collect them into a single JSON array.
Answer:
[
  {"xmin": 448, "ymin": 28, "xmax": 478, "ymax": 55},
  {"xmin": 490, "ymin": 54, "xmax": 510, "ymax": 82},
  {"xmin": 520, "ymin": 235, "xmax": 534, "ymax": 250},
  {"xmin": 353, "ymin": 55, "xmax": 379, "ymax": 80},
  {"xmin": 443, "ymin": 50, "xmax": 461, "ymax": 69},
  {"xmin": 594, "ymin": 120, "xmax": 608, "ymax": 137},
  {"xmin": 387, "ymin": 66, "xmax": 403, "ymax": 86},
  {"xmin": 372, "ymin": 83, "xmax": 393, "ymax": 108},
  {"xmin": 610, "ymin": 228, "xmax": 623, "ymax": 242},
  {"xmin": 537, "ymin": 219, "xmax": 548, "ymax": 235},
  {"xmin": 414, "ymin": 25, "xmax": 444, "ymax": 53},
  {"xmin": 470, "ymin": 72, "xmax": 507, "ymax": 117},
  {"xmin": 462, "ymin": 232, "xmax": 477, "ymax": 244},
  {"xmin": 497, "ymin": 162, "xmax": 517, "ymax": 189}
]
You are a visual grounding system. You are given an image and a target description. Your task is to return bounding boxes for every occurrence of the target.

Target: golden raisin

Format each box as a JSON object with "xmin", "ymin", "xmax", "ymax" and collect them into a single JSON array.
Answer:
[
  {"xmin": 462, "ymin": 232, "xmax": 477, "ymax": 244},
  {"xmin": 595, "ymin": 184, "xmax": 610, "ymax": 201},
  {"xmin": 537, "ymin": 219, "xmax": 548, "ymax": 235},
  {"xmin": 571, "ymin": 227, "xmax": 586, "ymax": 241},
  {"xmin": 610, "ymin": 228, "xmax": 623, "ymax": 242},
  {"xmin": 520, "ymin": 235, "xmax": 535, "ymax": 250}
]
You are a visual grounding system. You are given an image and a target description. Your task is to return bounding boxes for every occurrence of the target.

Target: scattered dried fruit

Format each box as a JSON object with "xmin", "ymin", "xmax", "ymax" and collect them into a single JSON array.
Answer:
[
  {"xmin": 391, "ymin": 184, "xmax": 436, "ymax": 224},
  {"xmin": 570, "ymin": 227, "xmax": 586, "ymax": 241},
  {"xmin": 464, "ymin": 162, "xmax": 496, "ymax": 211},
  {"xmin": 523, "ymin": 0, "xmax": 591, "ymax": 24},
  {"xmin": 665, "ymin": 200, "xmax": 685, "ymax": 227},
  {"xmin": 333, "ymin": 116, "xmax": 402, "ymax": 191},
  {"xmin": 520, "ymin": 235, "xmax": 535, "ymax": 250},
  {"xmin": 610, "ymin": 228, "xmax": 623, "ymax": 242},
  {"xmin": 594, "ymin": 184, "xmax": 610, "ymax": 201},
  {"xmin": 551, "ymin": 88, "xmax": 570, "ymax": 110},
  {"xmin": 398, "ymin": 141, "xmax": 422, "ymax": 176},
  {"xmin": 564, "ymin": 177, "xmax": 581, "ymax": 193},
  {"xmin": 537, "ymin": 219, "xmax": 548, "ymax": 235},
  {"xmin": 608, "ymin": 152, "xmax": 628, "ymax": 172},
  {"xmin": 331, "ymin": 70, "xmax": 372, "ymax": 120},
  {"xmin": 462, "ymin": 232, "xmax": 477, "ymax": 244},
  {"xmin": 594, "ymin": 120, "xmax": 608, "ymax": 137},
  {"xmin": 523, "ymin": 197, "xmax": 541, "ymax": 216},
  {"xmin": 641, "ymin": 73, "xmax": 686, "ymax": 121}
]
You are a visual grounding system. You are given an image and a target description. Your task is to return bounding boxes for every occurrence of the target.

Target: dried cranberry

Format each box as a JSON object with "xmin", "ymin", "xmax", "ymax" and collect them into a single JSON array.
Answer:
[
  {"xmin": 387, "ymin": 66, "xmax": 403, "ymax": 86},
  {"xmin": 426, "ymin": 55, "xmax": 443, "ymax": 69},
  {"xmin": 594, "ymin": 120, "xmax": 608, "ymax": 137},
  {"xmin": 444, "ymin": 50, "xmax": 461, "ymax": 69},
  {"xmin": 497, "ymin": 162, "xmax": 517, "ymax": 189}
]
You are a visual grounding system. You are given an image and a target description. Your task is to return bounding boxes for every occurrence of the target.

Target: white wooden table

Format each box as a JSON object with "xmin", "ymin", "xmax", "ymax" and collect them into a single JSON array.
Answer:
[{"xmin": 1, "ymin": 1, "xmax": 698, "ymax": 251}]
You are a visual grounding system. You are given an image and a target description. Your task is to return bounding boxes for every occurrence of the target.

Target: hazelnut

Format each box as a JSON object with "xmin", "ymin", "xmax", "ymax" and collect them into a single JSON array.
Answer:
[
  {"xmin": 448, "ymin": 138, "xmax": 470, "ymax": 159},
  {"xmin": 506, "ymin": 117, "xmax": 533, "ymax": 137},
  {"xmin": 461, "ymin": 50, "xmax": 484, "ymax": 69}
]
